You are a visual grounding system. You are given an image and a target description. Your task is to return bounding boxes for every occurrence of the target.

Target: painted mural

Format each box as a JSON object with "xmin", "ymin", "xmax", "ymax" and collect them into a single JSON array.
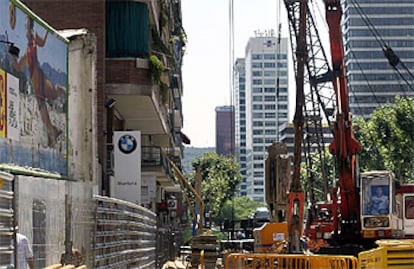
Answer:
[{"xmin": 0, "ymin": 0, "xmax": 68, "ymax": 174}]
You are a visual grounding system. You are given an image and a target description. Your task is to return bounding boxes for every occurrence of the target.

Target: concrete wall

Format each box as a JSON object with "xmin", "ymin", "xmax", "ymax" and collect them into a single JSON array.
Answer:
[
  {"xmin": 61, "ymin": 30, "xmax": 98, "ymax": 183},
  {"xmin": 15, "ymin": 175, "xmax": 96, "ymax": 267}
]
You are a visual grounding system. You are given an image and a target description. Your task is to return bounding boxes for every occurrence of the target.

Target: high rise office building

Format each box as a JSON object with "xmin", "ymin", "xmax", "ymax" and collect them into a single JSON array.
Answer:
[
  {"xmin": 343, "ymin": 0, "xmax": 414, "ymax": 118},
  {"xmin": 215, "ymin": 105, "xmax": 235, "ymax": 156},
  {"xmin": 234, "ymin": 34, "xmax": 289, "ymax": 203}
]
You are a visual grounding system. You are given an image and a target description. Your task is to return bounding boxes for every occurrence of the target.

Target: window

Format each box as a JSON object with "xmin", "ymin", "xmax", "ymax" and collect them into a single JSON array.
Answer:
[
  {"xmin": 254, "ymin": 171, "xmax": 264, "ymax": 177},
  {"xmin": 254, "ymin": 188, "xmax": 264, "ymax": 194},
  {"xmin": 264, "ymin": 88, "xmax": 276, "ymax": 93},
  {"xmin": 106, "ymin": 2, "xmax": 149, "ymax": 57},
  {"xmin": 264, "ymin": 79, "xmax": 276, "ymax": 85},
  {"xmin": 252, "ymin": 54, "xmax": 262, "ymax": 60},
  {"xmin": 253, "ymin": 163, "xmax": 263, "ymax": 169},
  {"xmin": 252, "ymin": 62, "xmax": 263, "ymax": 68},
  {"xmin": 253, "ymin": 71, "xmax": 262, "ymax": 77},
  {"xmin": 277, "ymin": 54, "xmax": 287, "ymax": 59},
  {"xmin": 264, "ymin": 70, "xmax": 276, "ymax": 77},
  {"xmin": 405, "ymin": 196, "xmax": 414, "ymax": 219},
  {"xmin": 253, "ymin": 138, "xmax": 263, "ymax": 143}
]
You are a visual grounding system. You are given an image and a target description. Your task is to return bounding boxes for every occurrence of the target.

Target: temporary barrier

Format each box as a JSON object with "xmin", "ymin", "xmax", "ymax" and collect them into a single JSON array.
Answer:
[
  {"xmin": 225, "ymin": 253, "xmax": 358, "ymax": 269},
  {"xmin": 358, "ymin": 240, "xmax": 414, "ymax": 269},
  {"xmin": 43, "ymin": 264, "xmax": 87, "ymax": 269}
]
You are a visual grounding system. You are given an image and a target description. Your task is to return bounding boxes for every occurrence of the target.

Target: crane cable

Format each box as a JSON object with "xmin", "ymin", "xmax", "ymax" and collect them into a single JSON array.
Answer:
[
  {"xmin": 276, "ymin": 0, "xmax": 282, "ymax": 141},
  {"xmin": 229, "ymin": 0, "xmax": 235, "ymax": 155},
  {"xmin": 347, "ymin": 49, "xmax": 380, "ymax": 118},
  {"xmin": 349, "ymin": 0, "xmax": 414, "ymax": 92}
]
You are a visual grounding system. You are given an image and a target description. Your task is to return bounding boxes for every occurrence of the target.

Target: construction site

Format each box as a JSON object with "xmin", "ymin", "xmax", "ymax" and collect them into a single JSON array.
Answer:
[
  {"xmin": 1, "ymin": 0, "xmax": 414, "ymax": 268},
  {"xmin": 171, "ymin": 0, "xmax": 414, "ymax": 268}
]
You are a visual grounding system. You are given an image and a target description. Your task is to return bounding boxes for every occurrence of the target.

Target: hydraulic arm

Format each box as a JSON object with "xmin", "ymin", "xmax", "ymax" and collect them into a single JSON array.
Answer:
[{"xmin": 324, "ymin": 0, "xmax": 361, "ymax": 240}]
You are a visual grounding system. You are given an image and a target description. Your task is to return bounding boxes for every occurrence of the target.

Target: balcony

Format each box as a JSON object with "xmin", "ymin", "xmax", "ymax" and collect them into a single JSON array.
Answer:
[
  {"xmin": 142, "ymin": 146, "xmax": 176, "ymax": 187},
  {"xmin": 104, "ymin": 1, "xmax": 185, "ymax": 149}
]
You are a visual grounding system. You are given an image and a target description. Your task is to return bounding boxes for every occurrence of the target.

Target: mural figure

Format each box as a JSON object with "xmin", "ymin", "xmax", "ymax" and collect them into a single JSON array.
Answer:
[{"xmin": 13, "ymin": 16, "xmax": 65, "ymax": 146}]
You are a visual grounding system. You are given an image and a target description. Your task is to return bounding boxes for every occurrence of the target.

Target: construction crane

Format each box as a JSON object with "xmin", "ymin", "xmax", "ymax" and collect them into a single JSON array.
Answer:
[
  {"xmin": 285, "ymin": 0, "xmax": 362, "ymax": 249},
  {"xmin": 283, "ymin": 1, "xmax": 414, "ymax": 255},
  {"xmin": 284, "ymin": 0, "xmax": 336, "ymax": 226}
]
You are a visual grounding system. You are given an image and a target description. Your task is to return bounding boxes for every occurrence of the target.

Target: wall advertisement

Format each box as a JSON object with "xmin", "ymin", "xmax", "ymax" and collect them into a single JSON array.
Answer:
[{"xmin": 0, "ymin": 0, "xmax": 68, "ymax": 174}]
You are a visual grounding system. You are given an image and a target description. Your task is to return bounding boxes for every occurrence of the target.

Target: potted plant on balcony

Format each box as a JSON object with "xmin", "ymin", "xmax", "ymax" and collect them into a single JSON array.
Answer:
[{"xmin": 149, "ymin": 54, "xmax": 169, "ymax": 104}]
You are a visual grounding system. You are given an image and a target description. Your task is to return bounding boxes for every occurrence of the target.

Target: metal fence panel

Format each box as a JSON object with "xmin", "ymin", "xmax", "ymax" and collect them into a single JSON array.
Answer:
[
  {"xmin": 91, "ymin": 195, "xmax": 157, "ymax": 269},
  {"xmin": 225, "ymin": 253, "xmax": 358, "ymax": 269}
]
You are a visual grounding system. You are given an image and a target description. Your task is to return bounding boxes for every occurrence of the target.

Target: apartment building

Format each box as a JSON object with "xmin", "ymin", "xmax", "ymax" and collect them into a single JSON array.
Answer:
[{"xmin": 20, "ymin": 0, "xmax": 187, "ymax": 206}]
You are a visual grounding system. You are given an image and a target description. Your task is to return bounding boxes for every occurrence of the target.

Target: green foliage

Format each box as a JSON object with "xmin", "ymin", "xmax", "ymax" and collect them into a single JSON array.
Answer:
[
  {"xmin": 149, "ymin": 54, "xmax": 164, "ymax": 83},
  {"xmin": 367, "ymin": 97, "xmax": 414, "ymax": 183},
  {"xmin": 182, "ymin": 147, "xmax": 215, "ymax": 173},
  {"xmin": 300, "ymin": 148, "xmax": 335, "ymax": 203},
  {"xmin": 214, "ymin": 196, "xmax": 264, "ymax": 225},
  {"xmin": 189, "ymin": 152, "xmax": 242, "ymax": 221},
  {"xmin": 299, "ymin": 97, "xmax": 414, "ymax": 200},
  {"xmin": 353, "ymin": 117, "xmax": 385, "ymax": 171},
  {"xmin": 178, "ymin": 27, "xmax": 187, "ymax": 49}
]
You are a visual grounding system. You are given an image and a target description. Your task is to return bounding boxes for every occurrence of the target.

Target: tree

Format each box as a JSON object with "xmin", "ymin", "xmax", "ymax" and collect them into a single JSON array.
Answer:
[
  {"xmin": 189, "ymin": 152, "xmax": 242, "ymax": 222},
  {"xmin": 353, "ymin": 117, "xmax": 385, "ymax": 172},
  {"xmin": 367, "ymin": 97, "xmax": 414, "ymax": 183},
  {"xmin": 300, "ymin": 147, "xmax": 335, "ymax": 203},
  {"xmin": 214, "ymin": 196, "xmax": 264, "ymax": 225}
]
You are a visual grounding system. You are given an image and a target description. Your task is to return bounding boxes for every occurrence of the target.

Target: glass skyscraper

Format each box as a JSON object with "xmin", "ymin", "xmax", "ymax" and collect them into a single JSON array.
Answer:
[{"xmin": 343, "ymin": 0, "xmax": 414, "ymax": 118}]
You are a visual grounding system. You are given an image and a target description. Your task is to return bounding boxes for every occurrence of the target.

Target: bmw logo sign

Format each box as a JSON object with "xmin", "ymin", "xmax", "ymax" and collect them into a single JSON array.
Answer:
[{"xmin": 118, "ymin": 134, "xmax": 137, "ymax": 154}]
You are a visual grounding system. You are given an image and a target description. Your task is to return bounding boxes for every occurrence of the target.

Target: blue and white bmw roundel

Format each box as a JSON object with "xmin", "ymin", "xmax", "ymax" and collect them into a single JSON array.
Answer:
[{"xmin": 118, "ymin": 134, "xmax": 137, "ymax": 154}]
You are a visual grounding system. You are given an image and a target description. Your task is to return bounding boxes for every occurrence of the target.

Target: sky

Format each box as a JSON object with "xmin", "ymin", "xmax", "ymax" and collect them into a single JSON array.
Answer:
[{"xmin": 181, "ymin": 0, "xmax": 286, "ymax": 148}]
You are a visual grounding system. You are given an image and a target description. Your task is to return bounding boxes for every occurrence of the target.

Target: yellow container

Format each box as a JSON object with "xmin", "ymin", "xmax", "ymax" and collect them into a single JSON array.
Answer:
[
  {"xmin": 358, "ymin": 240, "xmax": 414, "ymax": 269},
  {"xmin": 253, "ymin": 222, "xmax": 288, "ymax": 253}
]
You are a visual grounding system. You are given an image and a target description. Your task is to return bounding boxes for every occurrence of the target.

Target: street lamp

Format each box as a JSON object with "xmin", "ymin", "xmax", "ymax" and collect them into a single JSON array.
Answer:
[{"xmin": 0, "ymin": 40, "xmax": 20, "ymax": 57}]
